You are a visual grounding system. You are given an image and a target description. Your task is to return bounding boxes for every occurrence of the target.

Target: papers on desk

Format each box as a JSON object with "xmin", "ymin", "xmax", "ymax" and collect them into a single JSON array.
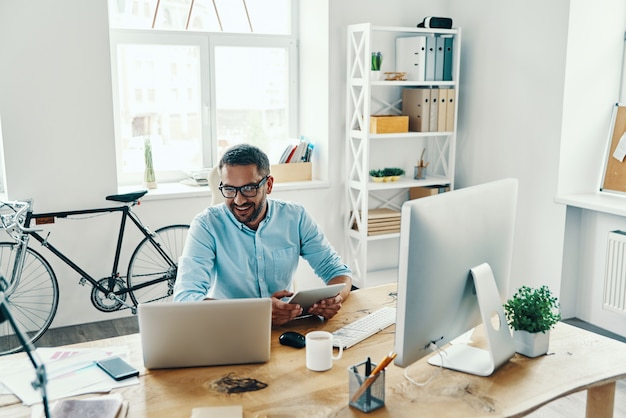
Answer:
[{"xmin": 0, "ymin": 346, "xmax": 139, "ymax": 406}]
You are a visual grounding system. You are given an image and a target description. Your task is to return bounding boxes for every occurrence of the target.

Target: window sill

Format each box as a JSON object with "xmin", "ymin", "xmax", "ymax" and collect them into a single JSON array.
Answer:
[{"xmin": 118, "ymin": 179, "xmax": 330, "ymax": 202}]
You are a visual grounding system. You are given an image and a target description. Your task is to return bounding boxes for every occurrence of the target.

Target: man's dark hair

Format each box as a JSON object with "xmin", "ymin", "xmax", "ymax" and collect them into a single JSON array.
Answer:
[{"xmin": 219, "ymin": 144, "xmax": 271, "ymax": 176}]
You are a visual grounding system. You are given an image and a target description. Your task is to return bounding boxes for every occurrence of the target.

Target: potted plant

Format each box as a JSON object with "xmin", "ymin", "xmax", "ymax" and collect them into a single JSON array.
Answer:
[
  {"xmin": 369, "ymin": 169, "xmax": 385, "ymax": 182},
  {"xmin": 382, "ymin": 167, "xmax": 405, "ymax": 181},
  {"xmin": 371, "ymin": 51, "xmax": 383, "ymax": 80},
  {"xmin": 503, "ymin": 285, "xmax": 561, "ymax": 357}
]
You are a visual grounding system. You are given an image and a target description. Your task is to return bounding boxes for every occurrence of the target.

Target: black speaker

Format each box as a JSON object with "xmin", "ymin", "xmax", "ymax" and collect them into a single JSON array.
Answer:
[{"xmin": 417, "ymin": 17, "xmax": 453, "ymax": 29}]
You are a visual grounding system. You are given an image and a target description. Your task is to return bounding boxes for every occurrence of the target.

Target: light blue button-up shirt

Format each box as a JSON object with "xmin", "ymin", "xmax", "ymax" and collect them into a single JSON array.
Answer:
[{"xmin": 173, "ymin": 199, "xmax": 352, "ymax": 301}]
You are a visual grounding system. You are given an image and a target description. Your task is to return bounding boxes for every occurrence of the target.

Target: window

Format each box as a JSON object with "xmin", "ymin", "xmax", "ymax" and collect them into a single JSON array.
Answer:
[{"xmin": 108, "ymin": 0, "xmax": 297, "ymax": 186}]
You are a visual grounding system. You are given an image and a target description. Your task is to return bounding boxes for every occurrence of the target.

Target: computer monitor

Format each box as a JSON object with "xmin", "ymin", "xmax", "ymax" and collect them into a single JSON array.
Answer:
[{"xmin": 393, "ymin": 178, "xmax": 518, "ymax": 376}]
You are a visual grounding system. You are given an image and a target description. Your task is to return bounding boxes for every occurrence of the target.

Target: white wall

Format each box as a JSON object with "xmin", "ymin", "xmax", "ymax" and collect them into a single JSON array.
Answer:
[
  {"xmin": 446, "ymin": 0, "xmax": 570, "ymax": 297},
  {"xmin": 558, "ymin": 0, "xmax": 626, "ymax": 196},
  {"xmin": 558, "ymin": 0, "xmax": 626, "ymax": 334},
  {"xmin": 0, "ymin": 0, "xmax": 118, "ymax": 210}
]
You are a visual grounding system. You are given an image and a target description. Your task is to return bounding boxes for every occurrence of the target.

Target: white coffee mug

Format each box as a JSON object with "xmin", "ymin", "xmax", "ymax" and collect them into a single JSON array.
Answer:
[{"xmin": 305, "ymin": 331, "xmax": 343, "ymax": 371}]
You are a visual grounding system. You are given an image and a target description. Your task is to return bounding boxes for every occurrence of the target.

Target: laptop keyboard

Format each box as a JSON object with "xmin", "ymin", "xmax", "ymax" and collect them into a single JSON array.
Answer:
[{"xmin": 332, "ymin": 306, "xmax": 396, "ymax": 349}]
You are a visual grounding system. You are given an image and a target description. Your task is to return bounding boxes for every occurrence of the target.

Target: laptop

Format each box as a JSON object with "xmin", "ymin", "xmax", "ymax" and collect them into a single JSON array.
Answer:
[{"xmin": 138, "ymin": 298, "xmax": 272, "ymax": 369}]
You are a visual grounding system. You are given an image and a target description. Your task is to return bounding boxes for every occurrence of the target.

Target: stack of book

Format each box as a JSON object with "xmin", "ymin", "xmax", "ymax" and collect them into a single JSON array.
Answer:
[
  {"xmin": 353, "ymin": 208, "xmax": 401, "ymax": 236},
  {"xmin": 278, "ymin": 138, "xmax": 313, "ymax": 164}
]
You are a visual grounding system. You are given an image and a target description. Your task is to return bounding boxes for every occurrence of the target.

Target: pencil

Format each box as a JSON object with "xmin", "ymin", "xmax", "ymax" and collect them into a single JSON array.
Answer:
[{"xmin": 350, "ymin": 351, "xmax": 397, "ymax": 403}]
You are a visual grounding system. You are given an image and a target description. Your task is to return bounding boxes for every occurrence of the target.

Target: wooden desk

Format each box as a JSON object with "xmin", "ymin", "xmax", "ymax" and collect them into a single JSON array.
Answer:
[{"xmin": 1, "ymin": 284, "xmax": 626, "ymax": 417}]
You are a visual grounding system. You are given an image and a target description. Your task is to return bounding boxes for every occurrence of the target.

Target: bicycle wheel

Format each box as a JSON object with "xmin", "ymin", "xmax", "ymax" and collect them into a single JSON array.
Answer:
[
  {"xmin": 127, "ymin": 224, "xmax": 189, "ymax": 306},
  {"xmin": 0, "ymin": 243, "xmax": 59, "ymax": 355}
]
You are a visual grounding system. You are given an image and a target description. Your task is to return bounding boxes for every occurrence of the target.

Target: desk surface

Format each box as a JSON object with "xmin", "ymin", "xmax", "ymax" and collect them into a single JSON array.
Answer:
[{"xmin": 1, "ymin": 284, "xmax": 626, "ymax": 418}]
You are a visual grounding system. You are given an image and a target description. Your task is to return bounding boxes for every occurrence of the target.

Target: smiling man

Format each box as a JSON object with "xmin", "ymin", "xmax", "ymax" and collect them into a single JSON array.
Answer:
[{"xmin": 173, "ymin": 144, "xmax": 352, "ymax": 326}]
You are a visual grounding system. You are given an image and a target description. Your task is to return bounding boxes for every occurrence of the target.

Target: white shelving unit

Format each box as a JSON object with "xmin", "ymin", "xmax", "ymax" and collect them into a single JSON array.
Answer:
[{"xmin": 345, "ymin": 23, "xmax": 461, "ymax": 288}]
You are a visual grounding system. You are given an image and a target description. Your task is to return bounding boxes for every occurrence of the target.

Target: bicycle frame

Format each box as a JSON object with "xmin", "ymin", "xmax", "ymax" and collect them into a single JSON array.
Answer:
[
  {"xmin": 0, "ymin": 195, "xmax": 188, "ymax": 355},
  {"xmin": 21, "ymin": 204, "xmax": 178, "ymax": 302}
]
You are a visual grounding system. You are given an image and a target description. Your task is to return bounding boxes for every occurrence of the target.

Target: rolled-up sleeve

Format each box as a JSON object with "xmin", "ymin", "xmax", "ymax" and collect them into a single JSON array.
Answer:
[{"xmin": 173, "ymin": 212, "xmax": 216, "ymax": 301}]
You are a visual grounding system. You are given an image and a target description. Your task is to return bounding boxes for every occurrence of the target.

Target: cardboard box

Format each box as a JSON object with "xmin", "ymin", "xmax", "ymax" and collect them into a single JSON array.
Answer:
[
  {"xmin": 369, "ymin": 115, "xmax": 409, "ymax": 134},
  {"xmin": 409, "ymin": 185, "xmax": 450, "ymax": 200},
  {"xmin": 271, "ymin": 162, "xmax": 312, "ymax": 183}
]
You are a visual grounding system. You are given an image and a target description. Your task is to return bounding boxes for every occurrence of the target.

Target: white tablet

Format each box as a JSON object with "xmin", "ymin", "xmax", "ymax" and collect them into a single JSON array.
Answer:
[{"xmin": 287, "ymin": 283, "xmax": 346, "ymax": 313}]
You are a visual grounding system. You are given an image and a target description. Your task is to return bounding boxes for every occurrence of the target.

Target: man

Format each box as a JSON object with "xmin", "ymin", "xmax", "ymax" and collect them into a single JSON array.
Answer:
[{"xmin": 174, "ymin": 144, "xmax": 352, "ymax": 326}]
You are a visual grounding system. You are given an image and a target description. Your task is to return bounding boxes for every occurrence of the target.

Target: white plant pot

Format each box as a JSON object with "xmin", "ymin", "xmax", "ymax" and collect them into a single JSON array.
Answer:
[{"xmin": 512, "ymin": 329, "xmax": 550, "ymax": 358}]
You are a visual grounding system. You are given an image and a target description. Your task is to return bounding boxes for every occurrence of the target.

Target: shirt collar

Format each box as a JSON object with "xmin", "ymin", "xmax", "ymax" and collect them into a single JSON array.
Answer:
[{"xmin": 224, "ymin": 199, "xmax": 273, "ymax": 231}]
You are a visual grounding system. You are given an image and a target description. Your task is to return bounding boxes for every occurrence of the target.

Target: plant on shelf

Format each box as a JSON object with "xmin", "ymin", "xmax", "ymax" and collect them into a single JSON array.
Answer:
[
  {"xmin": 144, "ymin": 137, "xmax": 157, "ymax": 189},
  {"xmin": 503, "ymin": 285, "xmax": 561, "ymax": 357},
  {"xmin": 370, "ymin": 168, "xmax": 405, "ymax": 182},
  {"xmin": 382, "ymin": 167, "xmax": 405, "ymax": 177},
  {"xmin": 369, "ymin": 169, "xmax": 385, "ymax": 182},
  {"xmin": 371, "ymin": 51, "xmax": 382, "ymax": 71}
]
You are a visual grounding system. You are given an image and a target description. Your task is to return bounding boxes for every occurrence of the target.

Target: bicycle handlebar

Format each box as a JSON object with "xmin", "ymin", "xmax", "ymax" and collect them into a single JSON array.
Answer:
[{"xmin": 0, "ymin": 200, "xmax": 41, "ymax": 235}]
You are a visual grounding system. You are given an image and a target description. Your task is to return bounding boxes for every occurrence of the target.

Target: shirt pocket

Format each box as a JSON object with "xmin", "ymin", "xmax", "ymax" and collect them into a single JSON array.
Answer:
[{"xmin": 271, "ymin": 246, "xmax": 299, "ymax": 283}]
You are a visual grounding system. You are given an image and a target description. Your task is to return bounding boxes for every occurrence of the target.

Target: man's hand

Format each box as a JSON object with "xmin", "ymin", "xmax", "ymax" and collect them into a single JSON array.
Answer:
[
  {"xmin": 271, "ymin": 290, "xmax": 303, "ymax": 327},
  {"xmin": 308, "ymin": 294, "xmax": 343, "ymax": 320},
  {"xmin": 307, "ymin": 275, "xmax": 351, "ymax": 320}
]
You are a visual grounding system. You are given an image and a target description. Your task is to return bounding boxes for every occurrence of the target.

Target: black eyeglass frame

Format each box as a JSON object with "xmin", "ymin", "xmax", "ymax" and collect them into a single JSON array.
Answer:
[{"xmin": 219, "ymin": 175, "xmax": 270, "ymax": 198}]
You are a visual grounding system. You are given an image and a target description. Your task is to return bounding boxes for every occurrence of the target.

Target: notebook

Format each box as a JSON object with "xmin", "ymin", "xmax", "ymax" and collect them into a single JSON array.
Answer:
[{"xmin": 138, "ymin": 298, "xmax": 272, "ymax": 369}]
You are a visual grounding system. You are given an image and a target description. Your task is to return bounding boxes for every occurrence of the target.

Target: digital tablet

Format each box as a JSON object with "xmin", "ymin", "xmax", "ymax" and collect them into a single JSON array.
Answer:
[{"xmin": 287, "ymin": 283, "xmax": 346, "ymax": 314}]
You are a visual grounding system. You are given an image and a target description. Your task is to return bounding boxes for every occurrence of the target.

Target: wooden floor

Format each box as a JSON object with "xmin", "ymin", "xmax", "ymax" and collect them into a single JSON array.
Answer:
[
  {"xmin": 32, "ymin": 317, "xmax": 626, "ymax": 417},
  {"xmin": 35, "ymin": 316, "xmax": 139, "ymax": 347}
]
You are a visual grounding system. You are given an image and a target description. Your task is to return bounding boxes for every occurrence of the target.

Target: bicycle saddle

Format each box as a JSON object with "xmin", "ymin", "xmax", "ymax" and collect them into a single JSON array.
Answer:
[{"xmin": 105, "ymin": 190, "xmax": 148, "ymax": 203}]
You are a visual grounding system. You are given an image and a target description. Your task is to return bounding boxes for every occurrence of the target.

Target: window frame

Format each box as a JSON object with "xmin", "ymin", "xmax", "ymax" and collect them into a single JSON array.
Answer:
[
  {"xmin": 207, "ymin": 33, "xmax": 299, "ymax": 163},
  {"xmin": 108, "ymin": 1, "xmax": 299, "ymax": 187}
]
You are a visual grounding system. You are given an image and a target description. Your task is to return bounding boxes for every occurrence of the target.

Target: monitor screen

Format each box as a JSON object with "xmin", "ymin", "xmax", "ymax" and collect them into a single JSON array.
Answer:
[{"xmin": 394, "ymin": 178, "xmax": 518, "ymax": 375}]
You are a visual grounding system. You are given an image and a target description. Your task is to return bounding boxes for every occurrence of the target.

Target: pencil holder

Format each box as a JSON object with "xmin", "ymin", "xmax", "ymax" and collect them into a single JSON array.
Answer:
[
  {"xmin": 414, "ymin": 165, "xmax": 427, "ymax": 180},
  {"xmin": 348, "ymin": 361, "xmax": 385, "ymax": 412}
]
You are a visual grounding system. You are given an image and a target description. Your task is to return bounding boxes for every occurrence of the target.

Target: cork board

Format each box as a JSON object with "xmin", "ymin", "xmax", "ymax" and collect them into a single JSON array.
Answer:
[{"xmin": 601, "ymin": 104, "xmax": 626, "ymax": 194}]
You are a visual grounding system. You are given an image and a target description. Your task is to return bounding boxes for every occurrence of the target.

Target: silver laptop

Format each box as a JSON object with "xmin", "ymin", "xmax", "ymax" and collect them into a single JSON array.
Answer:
[{"xmin": 138, "ymin": 298, "xmax": 272, "ymax": 369}]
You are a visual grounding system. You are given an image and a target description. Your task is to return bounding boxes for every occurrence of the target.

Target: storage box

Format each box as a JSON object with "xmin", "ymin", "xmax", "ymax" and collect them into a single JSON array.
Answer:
[
  {"xmin": 369, "ymin": 115, "xmax": 409, "ymax": 134},
  {"xmin": 409, "ymin": 185, "xmax": 450, "ymax": 200},
  {"xmin": 270, "ymin": 162, "xmax": 312, "ymax": 183}
]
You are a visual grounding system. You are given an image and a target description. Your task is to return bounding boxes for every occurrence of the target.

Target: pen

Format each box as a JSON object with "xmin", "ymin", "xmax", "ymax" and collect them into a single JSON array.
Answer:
[
  {"xmin": 350, "ymin": 351, "xmax": 397, "ymax": 403},
  {"xmin": 365, "ymin": 357, "xmax": 372, "ymax": 405}
]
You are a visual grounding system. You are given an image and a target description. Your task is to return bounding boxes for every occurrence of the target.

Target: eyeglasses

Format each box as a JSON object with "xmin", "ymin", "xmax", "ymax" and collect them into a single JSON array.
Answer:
[{"xmin": 219, "ymin": 175, "xmax": 269, "ymax": 198}]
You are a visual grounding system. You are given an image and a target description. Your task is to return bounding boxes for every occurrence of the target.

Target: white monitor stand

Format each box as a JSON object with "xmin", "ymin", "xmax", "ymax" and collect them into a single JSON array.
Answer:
[{"xmin": 427, "ymin": 263, "xmax": 515, "ymax": 376}]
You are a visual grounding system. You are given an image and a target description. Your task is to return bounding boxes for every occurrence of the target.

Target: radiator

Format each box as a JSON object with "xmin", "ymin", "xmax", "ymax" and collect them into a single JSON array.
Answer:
[{"xmin": 603, "ymin": 230, "xmax": 626, "ymax": 314}]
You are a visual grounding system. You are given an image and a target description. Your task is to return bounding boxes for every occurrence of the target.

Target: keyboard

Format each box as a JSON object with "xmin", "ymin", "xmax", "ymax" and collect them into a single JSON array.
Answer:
[{"xmin": 332, "ymin": 306, "xmax": 396, "ymax": 349}]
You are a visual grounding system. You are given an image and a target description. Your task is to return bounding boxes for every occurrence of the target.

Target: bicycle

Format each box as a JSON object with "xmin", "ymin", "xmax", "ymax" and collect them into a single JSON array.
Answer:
[{"xmin": 0, "ymin": 190, "xmax": 189, "ymax": 355}]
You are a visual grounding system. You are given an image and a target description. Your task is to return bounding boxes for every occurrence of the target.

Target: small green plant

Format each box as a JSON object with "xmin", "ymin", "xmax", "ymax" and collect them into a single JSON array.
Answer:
[
  {"xmin": 371, "ymin": 52, "xmax": 382, "ymax": 71},
  {"xmin": 382, "ymin": 167, "xmax": 405, "ymax": 176},
  {"xmin": 144, "ymin": 137, "xmax": 156, "ymax": 187},
  {"xmin": 369, "ymin": 169, "xmax": 384, "ymax": 177},
  {"xmin": 504, "ymin": 285, "xmax": 561, "ymax": 334}
]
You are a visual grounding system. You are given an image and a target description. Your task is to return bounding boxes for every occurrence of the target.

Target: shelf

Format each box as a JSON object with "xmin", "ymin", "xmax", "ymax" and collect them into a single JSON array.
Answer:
[
  {"xmin": 372, "ymin": 80, "xmax": 456, "ymax": 87},
  {"xmin": 349, "ymin": 130, "xmax": 452, "ymax": 139},
  {"xmin": 345, "ymin": 23, "xmax": 460, "ymax": 288},
  {"xmin": 370, "ymin": 25, "xmax": 459, "ymax": 36},
  {"xmin": 349, "ymin": 229, "xmax": 401, "ymax": 241},
  {"xmin": 350, "ymin": 176, "xmax": 450, "ymax": 191},
  {"xmin": 348, "ymin": 78, "xmax": 456, "ymax": 88}
]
